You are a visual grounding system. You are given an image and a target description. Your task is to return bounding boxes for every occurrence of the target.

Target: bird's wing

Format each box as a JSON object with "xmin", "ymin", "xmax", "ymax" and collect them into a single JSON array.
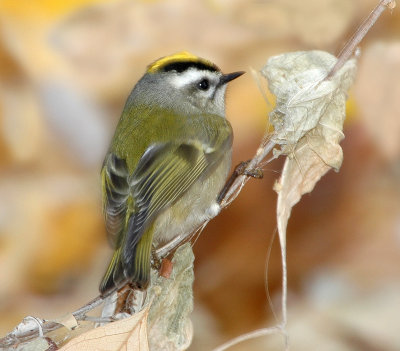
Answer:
[
  {"xmin": 101, "ymin": 141, "xmax": 214, "ymax": 289},
  {"xmin": 122, "ymin": 141, "xmax": 214, "ymax": 275},
  {"xmin": 102, "ymin": 141, "xmax": 219, "ymax": 253}
]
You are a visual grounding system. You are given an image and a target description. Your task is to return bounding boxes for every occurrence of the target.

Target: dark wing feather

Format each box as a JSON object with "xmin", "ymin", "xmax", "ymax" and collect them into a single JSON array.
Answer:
[{"xmin": 101, "ymin": 153, "xmax": 130, "ymax": 248}]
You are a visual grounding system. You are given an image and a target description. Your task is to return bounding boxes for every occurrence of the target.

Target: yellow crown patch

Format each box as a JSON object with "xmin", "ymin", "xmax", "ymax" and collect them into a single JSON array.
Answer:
[{"xmin": 147, "ymin": 51, "xmax": 219, "ymax": 73}]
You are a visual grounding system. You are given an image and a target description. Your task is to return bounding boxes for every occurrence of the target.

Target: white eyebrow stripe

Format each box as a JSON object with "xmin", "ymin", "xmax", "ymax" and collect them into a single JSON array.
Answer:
[{"xmin": 170, "ymin": 69, "xmax": 217, "ymax": 88}]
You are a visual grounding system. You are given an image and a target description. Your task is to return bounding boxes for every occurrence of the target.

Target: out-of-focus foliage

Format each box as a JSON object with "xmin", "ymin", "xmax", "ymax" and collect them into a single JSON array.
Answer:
[{"xmin": 0, "ymin": 0, "xmax": 399, "ymax": 350}]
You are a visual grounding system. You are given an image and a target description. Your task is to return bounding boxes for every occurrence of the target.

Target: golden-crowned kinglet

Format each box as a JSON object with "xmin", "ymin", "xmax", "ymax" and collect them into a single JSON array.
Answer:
[{"xmin": 100, "ymin": 52, "xmax": 244, "ymax": 294}]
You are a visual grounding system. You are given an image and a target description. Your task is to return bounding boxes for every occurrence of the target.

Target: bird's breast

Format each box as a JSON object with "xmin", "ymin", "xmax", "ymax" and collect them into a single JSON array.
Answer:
[{"xmin": 152, "ymin": 150, "xmax": 232, "ymax": 245}]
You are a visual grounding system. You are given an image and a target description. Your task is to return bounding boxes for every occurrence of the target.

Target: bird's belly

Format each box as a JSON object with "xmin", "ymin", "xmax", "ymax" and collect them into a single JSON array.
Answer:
[{"xmin": 152, "ymin": 152, "xmax": 231, "ymax": 246}]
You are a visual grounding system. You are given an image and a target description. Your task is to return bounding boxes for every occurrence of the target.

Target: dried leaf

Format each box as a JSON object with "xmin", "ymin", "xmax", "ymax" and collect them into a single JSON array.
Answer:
[
  {"xmin": 16, "ymin": 337, "xmax": 54, "ymax": 351},
  {"xmin": 145, "ymin": 243, "xmax": 194, "ymax": 351},
  {"xmin": 262, "ymin": 50, "xmax": 356, "ymax": 247},
  {"xmin": 274, "ymin": 139, "xmax": 333, "ymax": 248},
  {"xmin": 52, "ymin": 313, "xmax": 78, "ymax": 331},
  {"xmin": 59, "ymin": 306, "xmax": 149, "ymax": 351}
]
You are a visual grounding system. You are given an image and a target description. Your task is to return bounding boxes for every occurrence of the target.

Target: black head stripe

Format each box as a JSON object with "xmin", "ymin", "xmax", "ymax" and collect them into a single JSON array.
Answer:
[{"xmin": 162, "ymin": 61, "xmax": 220, "ymax": 73}]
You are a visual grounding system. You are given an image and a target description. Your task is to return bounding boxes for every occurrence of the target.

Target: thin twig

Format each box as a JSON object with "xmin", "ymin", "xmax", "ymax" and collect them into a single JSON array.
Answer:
[
  {"xmin": 220, "ymin": 139, "xmax": 276, "ymax": 207},
  {"xmin": 326, "ymin": 0, "xmax": 396, "ymax": 79},
  {"xmin": 71, "ymin": 294, "xmax": 105, "ymax": 317},
  {"xmin": 281, "ymin": 247, "xmax": 289, "ymax": 350},
  {"xmin": 0, "ymin": 295, "xmax": 106, "ymax": 348},
  {"xmin": 212, "ymin": 326, "xmax": 285, "ymax": 351}
]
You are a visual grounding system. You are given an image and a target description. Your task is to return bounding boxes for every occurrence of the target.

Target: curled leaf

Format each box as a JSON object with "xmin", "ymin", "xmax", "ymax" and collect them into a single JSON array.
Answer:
[
  {"xmin": 53, "ymin": 313, "xmax": 78, "ymax": 331},
  {"xmin": 262, "ymin": 50, "xmax": 356, "ymax": 246}
]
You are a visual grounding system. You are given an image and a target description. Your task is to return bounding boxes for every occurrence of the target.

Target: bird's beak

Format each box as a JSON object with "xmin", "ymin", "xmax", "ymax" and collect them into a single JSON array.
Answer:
[{"xmin": 219, "ymin": 71, "xmax": 245, "ymax": 86}]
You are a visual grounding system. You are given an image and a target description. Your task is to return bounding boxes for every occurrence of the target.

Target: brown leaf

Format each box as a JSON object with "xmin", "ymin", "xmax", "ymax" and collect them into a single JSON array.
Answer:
[{"xmin": 59, "ymin": 307, "xmax": 149, "ymax": 351}]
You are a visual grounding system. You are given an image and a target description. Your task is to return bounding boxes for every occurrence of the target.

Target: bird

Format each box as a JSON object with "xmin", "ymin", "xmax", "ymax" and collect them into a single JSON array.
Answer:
[{"xmin": 99, "ymin": 51, "xmax": 244, "ymax": 295}]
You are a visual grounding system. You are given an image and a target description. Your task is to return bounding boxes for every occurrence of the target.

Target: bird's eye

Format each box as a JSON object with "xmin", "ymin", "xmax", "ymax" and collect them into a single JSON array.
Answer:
[{"xmin": 198, "ymin": 78, "xmax": 209, "ymax": 91}]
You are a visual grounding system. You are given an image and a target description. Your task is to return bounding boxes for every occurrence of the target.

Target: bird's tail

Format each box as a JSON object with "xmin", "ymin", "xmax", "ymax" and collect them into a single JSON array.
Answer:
[
  {"xmin": 99, "ymin": 247, "xmax": 123, "ymax": 295},
  {"xmin": 99, "ymin": 226, "xmax": 154, "ymax": 295}
]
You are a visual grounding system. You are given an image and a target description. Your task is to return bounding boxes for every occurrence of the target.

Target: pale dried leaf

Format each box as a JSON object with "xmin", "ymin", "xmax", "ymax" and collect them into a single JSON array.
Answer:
[
  {"xmin": 16, "ymin": 337, "xmax": 53, "ymax": 351},
  {"xmin": 145, "ymin": 243, "xmax": 194, "ymax": 351},
  {"xmin": 59, "ymin": 306, "xmax": 149, "ymax": 351},
  {"xmin": 273, "ymin": 140, "xmax": 333, "ymax": 248},
  {"xmin": 262, "ymin": 50, "xmax": 356, "ymax": 247},
  {"xmin": 52, "ymin": 313, "xmax": 78, "ymax": 330}
]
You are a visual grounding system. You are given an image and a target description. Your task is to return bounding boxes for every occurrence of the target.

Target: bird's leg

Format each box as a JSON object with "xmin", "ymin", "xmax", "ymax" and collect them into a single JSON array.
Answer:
[
  {"xmin": 240, "ymin": 161, "xmax": 264, "ymax": 179},
  {"xmin": 151, "ymin": 246, "xmax": 162, "ymax": 270},
  {"xmin": 217, "ymin": 160, "xmax": 263, "ymax": 204}
]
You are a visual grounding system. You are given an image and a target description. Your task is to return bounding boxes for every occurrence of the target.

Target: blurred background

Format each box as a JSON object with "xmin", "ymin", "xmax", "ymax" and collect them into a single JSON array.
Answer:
[{"xmin": 0, "ymin": 0, "xmax": 399, "ymax": 350}]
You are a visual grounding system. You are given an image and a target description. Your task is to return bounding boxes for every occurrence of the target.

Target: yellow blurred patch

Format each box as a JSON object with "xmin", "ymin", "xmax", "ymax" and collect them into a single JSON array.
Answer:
[
  {"xmin": 345, "ymin": 91, "xmax": 358, "ymax": 124},
  {"xmin": 26, "ymin": 198, "xmax": 105, "ymax": 294},
  {"xmin": 0, "ymin": 0, "xmax": 112, "ymax": 20}
]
